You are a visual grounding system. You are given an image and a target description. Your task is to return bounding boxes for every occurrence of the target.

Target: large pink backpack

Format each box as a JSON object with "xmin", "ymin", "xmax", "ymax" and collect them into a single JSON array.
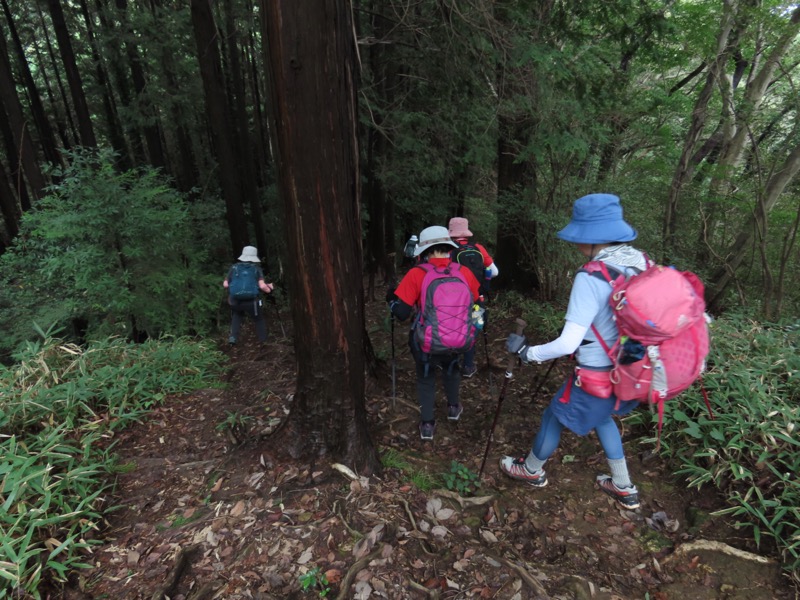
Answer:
[
  {"xmin": 582, "ymin": 260, "xmax": 712, "ymax": 442},
  {"xmin": 413, "ymin": 263, "xmax": 476, "ymax": 355}
]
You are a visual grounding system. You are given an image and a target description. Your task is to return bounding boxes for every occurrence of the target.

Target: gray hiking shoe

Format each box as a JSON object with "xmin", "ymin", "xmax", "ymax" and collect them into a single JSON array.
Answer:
[
  {"xmin": 462, "ymin": 364, "xmax": 478, "ymax": 378},
  {"xmin": 499, "ymin": 456, "xmax": 548, "ymax": 488},
  {"xmin": 419, "ymin": 421, "xmax": 436, "ymax": 440},
  {"xmin": 596, "ymin": 475, "xmax": 640, "ymax": 509},
  {"xmin": 447, "ymin": 403, "xmax": 463, "ymax": 421}
]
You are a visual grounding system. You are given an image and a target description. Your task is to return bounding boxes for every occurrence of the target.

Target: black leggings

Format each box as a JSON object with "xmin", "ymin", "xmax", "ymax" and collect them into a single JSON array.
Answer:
[{"xmin": 230, "ymin": 298, "xmax": 267, "ymax": 342}]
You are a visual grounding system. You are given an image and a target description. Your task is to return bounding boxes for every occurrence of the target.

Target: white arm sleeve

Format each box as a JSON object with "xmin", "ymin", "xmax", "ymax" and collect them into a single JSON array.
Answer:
[
  {"xmin": 523, "ymin": 320, "xmax": 588, "ymax": 363},
  {"xmin": 487, "ymin": 263, "xmax": 499, "ymax": 278}
]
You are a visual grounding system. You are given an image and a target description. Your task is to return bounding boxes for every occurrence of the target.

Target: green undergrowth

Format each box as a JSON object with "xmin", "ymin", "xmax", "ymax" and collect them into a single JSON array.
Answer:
[
  {"xmin": 624, "ymin": 312, "xmax": 800, "ymax": 578},
  {"xmin": 0, "ymin": 335, "xmax": 225, "ymax": 598}
]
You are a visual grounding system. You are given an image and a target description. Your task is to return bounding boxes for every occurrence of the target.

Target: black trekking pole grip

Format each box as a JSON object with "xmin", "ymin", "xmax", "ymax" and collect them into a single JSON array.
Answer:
[
  {"xmin": 478, "ymin": 317, "xmax": 527, "ymax": 480},
  {"xmin": 505, "ymin": 318, "xmax": 528, "ymax": 375}
]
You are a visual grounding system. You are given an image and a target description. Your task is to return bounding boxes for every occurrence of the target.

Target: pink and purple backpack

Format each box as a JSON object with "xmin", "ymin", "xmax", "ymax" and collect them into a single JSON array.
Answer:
[{"xmin": 413, "ymin": 263, "xmax": 476, "ymax": 355}]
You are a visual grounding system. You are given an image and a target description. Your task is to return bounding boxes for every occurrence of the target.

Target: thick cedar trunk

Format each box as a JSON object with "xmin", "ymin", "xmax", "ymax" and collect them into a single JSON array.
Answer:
[
  {"xmin": 190, "ymin": 0, "xmax": 248, "ymax": 254},
  {"xmin": 261, "ymin": 0, "xmax": 379, "ymax": 474},
  {"xmin": 0, "ymin": 32, "xmax": 47, "ymax": 204},
  {"xmin": 47, "ymin": 0, "xmax": 97, "ymax": 148},
  {"xmin": 1, "ymin": 0, "xmax": 61, "ymax": 168}
]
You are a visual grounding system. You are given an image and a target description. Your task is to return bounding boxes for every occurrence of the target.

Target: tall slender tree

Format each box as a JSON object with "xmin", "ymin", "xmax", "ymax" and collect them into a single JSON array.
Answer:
[
  {"xmin": 46, "ymin": 0, "xmax": 97, "ymax": 148},
  {"xmin": 190, "ymin": 0, "xmax": 247, "ymax": 253},
  {"xmin": 1, "ymin": 0, "xmax": 61, "ymax": 168},
  {"xmin": 0, "ymin": 30, "xmax": 47, "ymax": 203}
]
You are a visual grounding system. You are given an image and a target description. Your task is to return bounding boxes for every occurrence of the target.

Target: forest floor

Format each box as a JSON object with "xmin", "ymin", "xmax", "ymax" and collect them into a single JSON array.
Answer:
[{"xmin": 60, "ymin": 290, "xmax": 798, "ymax": 600}]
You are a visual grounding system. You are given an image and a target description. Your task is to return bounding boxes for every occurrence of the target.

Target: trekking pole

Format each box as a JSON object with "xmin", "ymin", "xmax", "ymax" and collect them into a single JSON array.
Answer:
[
  {"xmin": 273, "ymin": 302, "xmax": 286, "ymax": 339},
  {"xmin": 478, "ymin": 318, "xmax": 527, "ymax": 480},
  {"xmin": 482, "ymin": 321, "xmax": 495, "ymax": 397},
  {"xmin": 268, "ymin": 295, "xmax": 287, "ymax": 339},
  {"xmin": 390, "ymin": 313, "xmax": 396, "ymax": 410},
  {"xmin": 530, "ymin": 357, "xmax": 558, "ymax": 403}
]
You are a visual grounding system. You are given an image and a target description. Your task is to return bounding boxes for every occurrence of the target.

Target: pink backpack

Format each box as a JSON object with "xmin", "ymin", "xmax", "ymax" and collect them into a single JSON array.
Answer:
[
  {"xmin": 413, "ymin": 263, "xmax": 476, "ymax": 355},
  {"xmin": 582, "ymin": 260, "xmax": 713, "ymax": 443}
]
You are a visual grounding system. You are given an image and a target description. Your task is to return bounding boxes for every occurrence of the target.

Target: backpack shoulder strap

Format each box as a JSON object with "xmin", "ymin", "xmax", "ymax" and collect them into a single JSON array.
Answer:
[{"xmin": 579, "ymin": 260, "xmax": 621, "ymax": 283}]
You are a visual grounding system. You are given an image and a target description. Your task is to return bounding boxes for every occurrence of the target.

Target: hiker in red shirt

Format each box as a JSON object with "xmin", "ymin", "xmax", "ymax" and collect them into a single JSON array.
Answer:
[
  {"xmin": 448, "ymin": 217, "xmax": 499, "ymax": 378},
  {"xmin": 388, "ymin": 226, "xmax": 481, "ymax": 441}
]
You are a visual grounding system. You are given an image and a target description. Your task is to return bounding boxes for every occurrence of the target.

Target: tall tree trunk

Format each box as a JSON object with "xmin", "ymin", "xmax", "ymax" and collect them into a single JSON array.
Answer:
[
  {"xmin": 223, "ymin": 0, "xmax": 266, "ymax": 257},
  {"xmin": 1, "ymin": 0, "xmax": 61, "ymax": 168},
  {"xmin": 77, "ymin": 0, "xmax": 131, "ymax": 168},
  {"xmin": 261, "ymin": 0, "xmax": 379, "ymax": 474},
  {"xmin": 95, "ymin": 0, "xmax": 146, "ymax": 163},
  {"xmin": 116, "ymin": 0, "xmax": 166, "ymax": 168},
  {"xmin": 47, "ymin": 0, "xmax": 97, "ymax": 148},
  {"xmin": 0, "ymin": 155, "xmax": 20, "ymax": 244},
  {"xmin": 363, "ymin": 4, "xmax": 396, "ymax": 300},
  {"xmin": 0, "ymin": 109, "xmax": 31, "ymax": 211},
  {"xmin": 190, "ymin": 0, "xmax": 248, "ymax": 254},
  {"xmin": 145, "ymin": 0, "xmax": 197, "ymax": 191},
  {"xmin": 33, "ymin": 23, "xmax": 71, "ymax": 149},
  {"xmin": 495, "ymin": 120, "xmax": 539, "ymax": 292},
  {"xmin": 0, "ymin": 32, "xmax": 47, "ymax": 203}
]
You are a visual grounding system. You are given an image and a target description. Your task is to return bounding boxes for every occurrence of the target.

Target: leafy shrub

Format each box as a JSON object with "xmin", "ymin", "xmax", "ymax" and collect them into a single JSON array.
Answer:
[
  {"xmin": 441, "ymin": 461, "xmax": 481, "ymax": 496},
  {"xmin": 0, "ymin": 148, "xmax": 227, "ymax": 358},
  {"xmin": 625, "ymin": 312, "xmax": 800, "ymax": 575},
  {"xmin": 0, "ymin": 335, "xmax": 224, "ymax": 596}
]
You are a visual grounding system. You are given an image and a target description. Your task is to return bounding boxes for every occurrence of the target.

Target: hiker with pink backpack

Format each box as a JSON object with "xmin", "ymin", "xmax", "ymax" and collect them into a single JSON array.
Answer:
[
  {"xmin": 388, "ymin": 226, "xmax": 482, "ymax": 441},
  {"xmin": 501, "ymin": 193, "xmax": 709, "ymax": 510}
]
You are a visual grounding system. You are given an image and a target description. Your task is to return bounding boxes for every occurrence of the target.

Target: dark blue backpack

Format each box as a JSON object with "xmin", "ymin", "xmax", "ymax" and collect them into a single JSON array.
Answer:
[{"xmin": 229, "ymin": 263, "xmax": 260, "ymax": 300}]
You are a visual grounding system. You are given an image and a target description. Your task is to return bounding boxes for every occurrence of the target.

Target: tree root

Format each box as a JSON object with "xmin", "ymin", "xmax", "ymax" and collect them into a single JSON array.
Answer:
[
  {"xmin": 150, "ymin": 545, "xmax": 199, "ymax": 600},
  {"xmin": 673, "ymin": 539, "xmax": 774, "ymax": 564},
  {"xmin": 335, "ymin": 546, "xmax": 384, "ymax": 600},
  {"xmin": 407, "ymin": 578, "xmax": 440, "ymax": 598}
]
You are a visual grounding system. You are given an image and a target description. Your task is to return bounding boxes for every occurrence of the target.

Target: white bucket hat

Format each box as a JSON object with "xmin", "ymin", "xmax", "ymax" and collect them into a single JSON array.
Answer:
[
  {"xmin": 413, "ymin": 226, "xmax": 458, "ymax": 257},
  {"xmin": 238, "ymin": 246, "xmax": 261, "ymax": 262}
]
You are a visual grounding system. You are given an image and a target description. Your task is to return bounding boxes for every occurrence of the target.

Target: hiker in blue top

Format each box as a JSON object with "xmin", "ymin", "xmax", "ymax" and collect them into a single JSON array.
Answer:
[
  {"xmin": 501, "ymin": 194, "xmax": 648, "ymax": 509},
  {"xmin": 223, "ymin": 246, "xmax": 275, "ymax": 345}
]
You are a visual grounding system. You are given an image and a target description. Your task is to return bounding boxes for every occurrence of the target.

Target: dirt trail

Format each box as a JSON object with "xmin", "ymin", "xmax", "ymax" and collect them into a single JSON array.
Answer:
[{"xmin": 61, "ymin": 298, "xmax": 795, "ymax": 599}]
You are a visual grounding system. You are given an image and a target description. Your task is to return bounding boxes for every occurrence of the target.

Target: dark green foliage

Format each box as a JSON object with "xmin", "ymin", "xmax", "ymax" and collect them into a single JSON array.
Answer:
[
  {"xmin": 0, "ymin": 149, "xmax": 227, "ymax": 357},
  {"xmin": 624, "ymin": 312, "xmax": 800, "ymax": 574}
]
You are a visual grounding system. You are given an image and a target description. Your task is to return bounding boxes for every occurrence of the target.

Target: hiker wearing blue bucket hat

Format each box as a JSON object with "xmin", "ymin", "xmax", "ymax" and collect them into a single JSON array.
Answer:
[{"xmin": 500, "ymin": 194, "xmax": 651, "ymax": 510}]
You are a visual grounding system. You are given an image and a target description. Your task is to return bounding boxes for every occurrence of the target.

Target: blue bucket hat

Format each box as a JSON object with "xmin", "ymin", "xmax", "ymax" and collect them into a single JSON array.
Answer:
[{"xmin": 556, "ymin": 194, "xmax": 637, "ymax": 244}]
